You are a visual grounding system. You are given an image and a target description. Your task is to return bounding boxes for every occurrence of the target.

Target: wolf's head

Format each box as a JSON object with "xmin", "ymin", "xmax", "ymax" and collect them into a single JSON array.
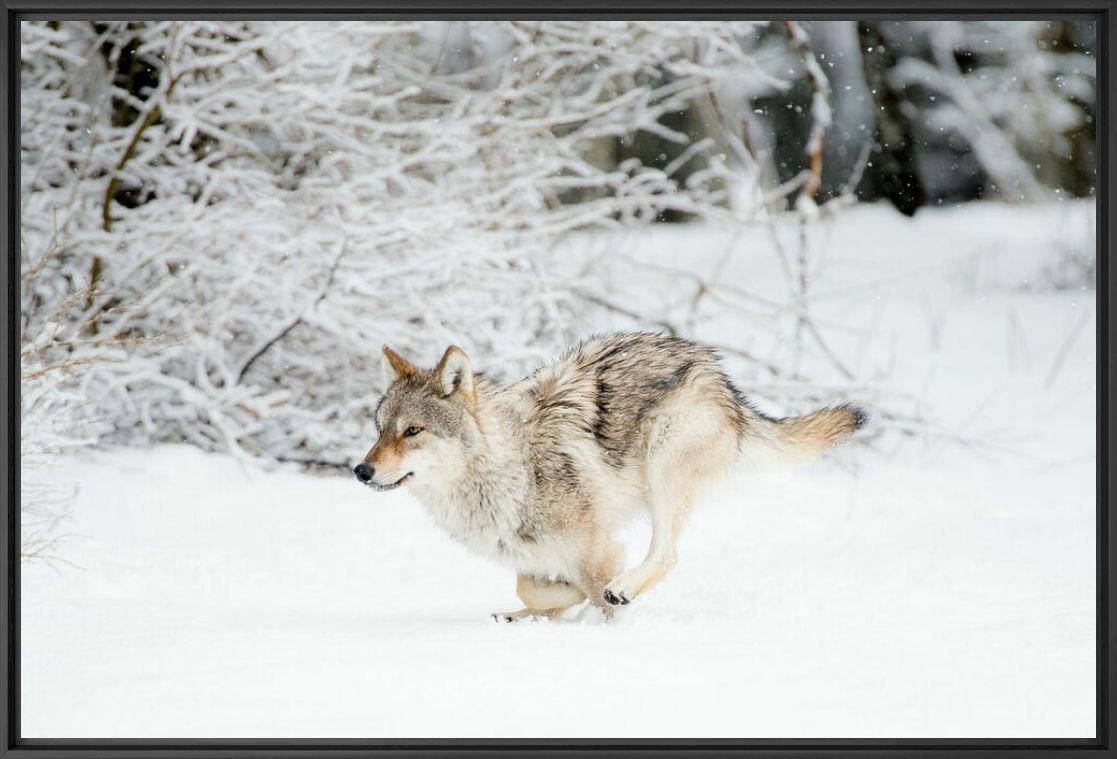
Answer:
[{"xmin": 353, "ymin": 344, "xmax": 480, "ymax": 492}]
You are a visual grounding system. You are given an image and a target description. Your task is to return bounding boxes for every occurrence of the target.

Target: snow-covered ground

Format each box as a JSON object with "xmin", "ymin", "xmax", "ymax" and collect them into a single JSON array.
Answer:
[{"xmin": 21, "ymin": 200, "xmax": 1096, "ymax": 738}]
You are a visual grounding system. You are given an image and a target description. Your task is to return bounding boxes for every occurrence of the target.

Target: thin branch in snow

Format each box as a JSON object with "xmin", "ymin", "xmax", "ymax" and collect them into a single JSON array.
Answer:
[
  {"xmin": 237, "ymin": 238, "xmax": 350, "ymax": 384},
  {"xmin": 783, "ymin": 20, "xmax": 832, "ymax": 205}
]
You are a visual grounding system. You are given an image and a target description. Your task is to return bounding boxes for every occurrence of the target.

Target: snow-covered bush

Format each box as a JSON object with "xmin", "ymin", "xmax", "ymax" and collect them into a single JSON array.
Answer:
[
  {"xmin": 889, "ymin": 20, "xmax": 1095, "ymax": 203},
  {"xmin": 22, "ymin": 19, "xmax": 1093, "ymax": 484},
  {"xmin": 21, "ymin": 367, "xmax": 89, "ymax": 565},
  {"xmin": 20, "ymin": 20, "xmax": 778, "ymax": 466},
  {"xmin": 19, "ymin": 256, "xmax": 120, "ymax": 562}
]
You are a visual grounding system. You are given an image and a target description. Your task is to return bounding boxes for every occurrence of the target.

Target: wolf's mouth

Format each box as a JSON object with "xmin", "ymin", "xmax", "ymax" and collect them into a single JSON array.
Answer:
[{"xmin": 367, "ymin": 472, "xmax": 413, "ymax": 492}]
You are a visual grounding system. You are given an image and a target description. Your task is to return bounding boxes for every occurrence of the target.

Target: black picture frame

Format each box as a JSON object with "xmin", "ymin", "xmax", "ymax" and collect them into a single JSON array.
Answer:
[{"xmin": 2, "ymin": 1, "xmax": 1113, "ymax": 757}]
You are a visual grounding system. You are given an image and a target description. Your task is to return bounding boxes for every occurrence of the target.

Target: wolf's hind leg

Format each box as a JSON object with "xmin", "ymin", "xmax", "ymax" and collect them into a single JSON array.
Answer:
[
  {"xmin": 603, "ymin": 411, "xmax": 737, "ymax": 606},
  {"xmin": 602, "ymin": 486, "xmax": 684, "ymax": 607},
  {"xmin": 492, "ymin": 573, "xmax": 586, "ymax": 623}
]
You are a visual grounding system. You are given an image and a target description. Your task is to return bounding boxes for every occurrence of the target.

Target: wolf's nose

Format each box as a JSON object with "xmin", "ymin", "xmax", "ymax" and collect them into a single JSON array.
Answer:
[{"xmin": 354, "ymin": 463, "xmax": 374, "ymax": 483}]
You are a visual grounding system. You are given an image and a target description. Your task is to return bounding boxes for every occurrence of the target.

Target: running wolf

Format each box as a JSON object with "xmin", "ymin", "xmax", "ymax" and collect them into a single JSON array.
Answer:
[{"xmin": 353, "ymin": 332, "xmax": 865, "ymax": 621}]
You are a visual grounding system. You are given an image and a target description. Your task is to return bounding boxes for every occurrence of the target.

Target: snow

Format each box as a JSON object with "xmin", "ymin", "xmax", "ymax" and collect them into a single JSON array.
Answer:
[{"xmin": 21, "ymin": 200, "xmax": 1095, "ymax": 738}]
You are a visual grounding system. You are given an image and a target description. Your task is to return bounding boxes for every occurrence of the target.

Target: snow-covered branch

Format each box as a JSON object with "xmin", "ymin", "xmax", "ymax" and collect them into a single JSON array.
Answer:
[
  {"xmin": 20, "ymin": 20, "xmax": 777, "ymax": 466},
  {"xmin": 889, "ymin": 21, "xmax": 1094, "ymax": 203}
]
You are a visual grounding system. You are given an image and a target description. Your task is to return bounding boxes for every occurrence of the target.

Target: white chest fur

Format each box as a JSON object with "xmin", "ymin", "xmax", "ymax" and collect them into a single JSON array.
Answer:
[{"xmin": 415, "ymin": 484, "xmax": 577, "ymax": 579}]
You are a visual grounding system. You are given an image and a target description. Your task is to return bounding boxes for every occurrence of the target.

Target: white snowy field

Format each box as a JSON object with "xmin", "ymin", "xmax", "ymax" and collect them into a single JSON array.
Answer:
[{"xmin": 21, "ymin": 200, "xmax": 1096, "ymax": 738}]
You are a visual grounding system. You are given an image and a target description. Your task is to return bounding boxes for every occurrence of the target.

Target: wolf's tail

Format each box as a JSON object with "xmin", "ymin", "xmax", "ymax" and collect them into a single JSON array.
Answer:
[{"xmin": 739, "ymin": 403, "xmax": 867, "ymax": 470}]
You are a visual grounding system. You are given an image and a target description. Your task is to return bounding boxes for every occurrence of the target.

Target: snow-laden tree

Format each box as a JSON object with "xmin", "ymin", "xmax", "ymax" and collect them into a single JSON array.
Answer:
[
  {"xmin": 21, "ymin": 20, "xmax": 779, "ymax": 470},
  {"xmin": 888, "ymin": 20, "xmax": 1095, "ymax": 203}
]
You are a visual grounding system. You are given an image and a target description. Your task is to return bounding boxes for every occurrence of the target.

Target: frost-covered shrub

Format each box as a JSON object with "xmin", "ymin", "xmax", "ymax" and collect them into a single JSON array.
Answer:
[
  {"xmin": 19, "ymin": 265, "xmax": 117, "ymax": 562},
  {"xmin": 20, "ymin": 21, "xmax": 776, "ymax": 465},
  {"xmin": 888, "ymin": 20, "xmax": 1095, "ymax": 203}
]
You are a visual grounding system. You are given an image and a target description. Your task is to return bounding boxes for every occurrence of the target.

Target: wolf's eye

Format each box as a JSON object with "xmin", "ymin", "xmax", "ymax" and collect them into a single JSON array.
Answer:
[{"xmin": 403, "ymin": 426, "xmax": 423, "ymax": 438}]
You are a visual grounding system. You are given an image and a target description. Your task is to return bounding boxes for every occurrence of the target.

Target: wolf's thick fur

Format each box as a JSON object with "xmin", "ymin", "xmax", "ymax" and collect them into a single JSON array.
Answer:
[{"xmin": 357, "ymin": 332, "xmax": 865, "ymax": 620}]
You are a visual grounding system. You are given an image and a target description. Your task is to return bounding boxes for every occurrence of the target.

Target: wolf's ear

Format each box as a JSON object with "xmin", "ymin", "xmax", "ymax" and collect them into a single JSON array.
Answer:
[
  {"xmin": 433, "ymin": 345, "xmax": 474, "ymax": 401},
  {"xmin": 382, "ymin": 345, "xmax": 418, "ymax": 381}
]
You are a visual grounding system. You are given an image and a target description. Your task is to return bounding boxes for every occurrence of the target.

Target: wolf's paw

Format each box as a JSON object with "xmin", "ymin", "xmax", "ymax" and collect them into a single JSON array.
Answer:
[{"xmin": 603, "ymin": 588, "xmax": 631, "ymax": 606}]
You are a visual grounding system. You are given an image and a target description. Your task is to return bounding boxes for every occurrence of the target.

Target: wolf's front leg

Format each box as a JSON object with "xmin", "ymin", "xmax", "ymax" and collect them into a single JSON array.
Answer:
[
  {"xmin": 575, "ymin": 537, "xmax": 625, "ymax": 620},
  {"xmin": 492, "ymin": 573, "xmax": 586, "ymax": 623}
]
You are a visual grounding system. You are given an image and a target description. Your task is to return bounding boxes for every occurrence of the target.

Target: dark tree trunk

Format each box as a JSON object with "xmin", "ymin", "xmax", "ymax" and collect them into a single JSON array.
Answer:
[{"xmin": 856, "ymin": 22, "xmax": 927, "ymax": 216}]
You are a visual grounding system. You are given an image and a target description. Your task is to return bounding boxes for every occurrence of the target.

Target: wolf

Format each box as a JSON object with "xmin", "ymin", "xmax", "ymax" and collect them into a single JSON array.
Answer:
[{"xmin": 353, "ymin": 332, "xmax": 865, "ymax": 621}]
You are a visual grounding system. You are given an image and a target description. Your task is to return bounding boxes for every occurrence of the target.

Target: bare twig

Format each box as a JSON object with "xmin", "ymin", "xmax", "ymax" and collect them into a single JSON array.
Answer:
[
  {"xmin": 237, "ymin": 239, "xmax": 350, "ymax": 384},
  {"xmin": 578, "ymin": 288, "xmax": 790, "ymax": 378},
  {"xmin": 576, "ymin": 289, "xmax": 678, "ymax": 336},
  {"xmin": 783, "ymin": 20, "xmax": 831, "ymax": 204},
  {"xmin": 1044, "ymin": 309, "xmax": 1091, "ymax": 390},
  {"xmin": 20, "ymin": 532, "xmax": 83, "ymax": 570},
  {"xmin": 273, "ymin": 454, "xmax": 352, "ymax": 472}
]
